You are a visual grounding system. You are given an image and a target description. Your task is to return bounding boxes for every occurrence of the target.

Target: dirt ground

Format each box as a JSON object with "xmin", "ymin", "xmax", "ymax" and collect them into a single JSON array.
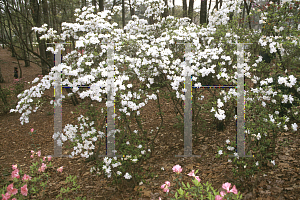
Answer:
[{"xmin": 0, "ymin": 46, "xmax": 300, "ymax": 200}]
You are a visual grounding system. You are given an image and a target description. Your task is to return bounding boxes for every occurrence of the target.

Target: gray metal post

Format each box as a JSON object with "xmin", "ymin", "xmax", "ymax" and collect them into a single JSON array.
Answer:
[
  {"xmin": 98, "ymin": 42, "xmax": 123, "ymax": 158},
  {"xmin": 175, "ymin": 42, "xmax": 201, "ymax": 157},
  {"xmin": 49, "ymin": 43, "xmax": 72, "ymax": 158},
  {"xmin": 229, "ymin": 40, "xmax": 253, "ymax": 158}
]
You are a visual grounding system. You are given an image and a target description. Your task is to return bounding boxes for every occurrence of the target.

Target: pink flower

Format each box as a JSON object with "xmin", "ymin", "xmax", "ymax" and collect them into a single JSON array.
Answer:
[
  {"xmin": 215, "ymin": 195, "xmax": 223, "ymax": 200},
  {"xmin": 30, "ymin": 154, "xmax": 34, "ymax": 158},
  {"xmin": 222, "ymin": 182, "xmax": 232, "ymax": 192},
  {"xmin": 21, "ymin": 184, "xmax": 28, "ymax": 196},
  {"xmin": 38, "ymin": 163, "xmax": 47, "ymax": 172},
  {"xmin": 187, "ymin": 170, "xmax": 195, "ymax": 177},
  {"xmin": 220, "ymin": 191, "xmax": 226, "ymax": 197},
  {"xmin": 12, "ymin": 164, "xmax": 18, "ymax": 170},
  {"xmin": 47, "ymin": 156, "xmax": 52, "ymax": 161},
  {"xmin": 1, "ymin": 192, "xmax": 11, "ymax": 200},
  {"xmin": 30, "ymin": 150, "xmax": 35, "ymax": 154},
  {"xmin": 172, "ymin": 165, "xmax": 182, "ymax": 174},
  {"xmin": 12, "ymin": 198, "xmax": 17, "ymax": 200},
  {"xmin": 37, "ymin": 150, "xmax": 41, "ymax": 157},
  {"xmin": 161, "ymin": 181, "xmax": 171, "ymax": 193},
  {"xmin": 222, "ymin": 182, "xmax": 238, "ymax": 194},
  {"xmin": 57, "ymin": 166, "xmax": 63, "ymax": 173},
  {"xmin": 30, "ymin": 128, "xmax": 34, "ymax": 133},
  {"xmin": 6, "ymin": 183, "xmax": 18, "ymax": 195},
  {"xmin": 11, "ymin": 169, "xmax": 20, "ymax": 179},
  {"xmin": 22, "ymin": 174, "xmax": 32, "ymax": 182},
  {"xmin": 194, "ymin": 176, "xmax": 201, "ymax": 183},
  {"xmin": 229, "ymin": 185, "xmax": 238, "ymax": 194}
]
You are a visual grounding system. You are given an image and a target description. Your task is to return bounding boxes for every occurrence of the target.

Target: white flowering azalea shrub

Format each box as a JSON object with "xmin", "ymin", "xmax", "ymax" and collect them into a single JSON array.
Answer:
[{"xmin": 9, "ymin": 0, "xmax": 300, "ymax": 193}]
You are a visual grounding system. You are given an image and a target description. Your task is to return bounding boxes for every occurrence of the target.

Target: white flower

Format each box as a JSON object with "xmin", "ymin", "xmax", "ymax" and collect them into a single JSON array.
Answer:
[
  {"xmin": 218, "ymin": 150, "xmax": 223, "ymax": 155},
  {"xmin": 271, "ymin": 160, "xmax": 275, "ymax": 165},
  {"xmin": 233, "ymin": 152, "xmax": 239, "ymax": 159},
  {"xmin": 291, "ymin": 123, "xmax": 298, "ymax": 131},
  {"xmin": 124, "ymin": 172, "xmax": 132, "ymax": 179},
  {"xmin": 139, "ymin": 182, "xmax": 143, "ymax": 185},
  {"xmin": 227, "ymin": 146, "xmax": 234, "ymax": 151},
  {"xmin": 257, "ymin": 133, "xmax": 261, "ymax": 140},
  {"xmin": 141, "ymin": 150, "xmax": 146, "ymax": 155},
  {"xmin": 244, "ymin": 165, "xmax": 246, "ymax": 168},
  {"xmin": 137, "ymin": 144, "xmax": 142, "ymax": 149},
  {"xmin": 226, "ymin": 139, "xmax": 230, "ymax": 144},
  {"xmin": 116, "ymin": 171, "xmax": 122, "ymax": 175},
  {"xmin": 126, "ymin": 141, "xmax": 130, "ymax": 145},
  {"xmin": 256, "ymin": 161, "xmax": 259, "ymax": 166},
  {"xmin": 228, "ymin": 159, "xmax": 232, "ymax": 163},
  {"xmin": 161, "ymin": 167, "xmax": 164, "ymax": 171},
  {"xmin": 275, "ymin": 111, "xmax": 279, "ymax": 115}
]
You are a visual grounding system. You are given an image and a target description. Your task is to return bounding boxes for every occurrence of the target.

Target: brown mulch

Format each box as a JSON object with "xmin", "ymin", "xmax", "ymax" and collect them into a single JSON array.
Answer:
[{"xmin": 0, "ymin": 46, "xmax": 299, "ymax": 200}]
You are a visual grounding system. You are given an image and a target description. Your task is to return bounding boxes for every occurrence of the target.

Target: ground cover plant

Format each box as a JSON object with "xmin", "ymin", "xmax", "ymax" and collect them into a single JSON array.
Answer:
[{"xmin": 1, "ymin": 0, "xmax": 300, "ymax": 199}]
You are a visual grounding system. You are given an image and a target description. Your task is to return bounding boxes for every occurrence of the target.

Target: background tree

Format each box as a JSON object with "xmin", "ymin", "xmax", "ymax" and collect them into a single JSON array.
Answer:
[
  {"xmin": 182, "ymin": 0, "xmax": 187, "ymax": 17},
  {"xmin": 188, "ymin": 0, "xmax": 194, "ymax": 22},
  {"xmin": 200, "ymin": 0, "xmax": 207, "ymax": 24}
]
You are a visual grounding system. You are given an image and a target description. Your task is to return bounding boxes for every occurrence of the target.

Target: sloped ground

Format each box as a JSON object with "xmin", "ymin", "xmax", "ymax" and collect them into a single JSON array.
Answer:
[{"xmin": 0, "ymin": 46, "xmax": 299, "ymax": 199}]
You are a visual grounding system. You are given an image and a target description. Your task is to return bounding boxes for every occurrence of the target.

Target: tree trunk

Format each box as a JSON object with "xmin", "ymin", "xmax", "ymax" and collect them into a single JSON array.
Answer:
[
  {"xmin": 182, "ymin": 0, "xmax": 187, "ymax": 17},
  {"xmin": 18, "ymin": 0, "xmax": 30, "ymax": 68},
  {"xmin": 162, "ymin": 0, "xmax": 169, "ymax": 18},
  {"xmin": 42, "ymin": 0, "xmax": 52, "ymax": 69},
  {"xmin": 200, "ymin": 0, "xmax": 207, "ymax": 25},
  {"xmin": 188, "ymin": 0, "xmax": 194, "ymax": 23},
  {"xmin": 129, "ymin": 0, "xmax": 135, "ymax": 18},
  {"xmin": 214, "ymin": 0, "xmax": 218, "ymax": 11},
  {"xmin": 0, "ymin": 67, "xmax": 5, "ymax": 83},
  {"xmin": 51, "ymin": 0, "xmax": 57, "ymax": 32},
  {"xmin": 172, "ymin": 0, "xmax": 175, "ymax": 16},
  {"xmin": 0, "ymin": 12, "xmax": 6, "ymax": 49},
  {"xmin": 92, "ymin": 0, "xmax": 97, "ymax": 13},
  {"xmin": 122, "ymin": 0, "xmax": 125, "ymax": 28},
  {"xmin": 81, "ymin": 0, "xmax": 86, "ymax": 8},
  {"xmin": 30, "ymin": 0, "xmax": 48, "ymax": 75},
  {"xmin": 99, "ymin": 0, "xmax": 104, "ymax": 12},
  {"xmin": 5, "ymin": 4, "xmax": 16, "ymax": 58}
]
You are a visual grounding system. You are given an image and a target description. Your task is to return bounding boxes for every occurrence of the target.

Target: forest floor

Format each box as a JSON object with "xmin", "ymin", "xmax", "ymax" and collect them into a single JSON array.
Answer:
[{"xmin": 0, "ymin": 46, "xmax": 299, "ymax": 200}]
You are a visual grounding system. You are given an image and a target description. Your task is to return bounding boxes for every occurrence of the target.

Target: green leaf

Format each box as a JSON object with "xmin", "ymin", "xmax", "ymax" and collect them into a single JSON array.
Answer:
[{"xmin": 178, "ymin": 188, "xmax": 184, "ymax": 195}]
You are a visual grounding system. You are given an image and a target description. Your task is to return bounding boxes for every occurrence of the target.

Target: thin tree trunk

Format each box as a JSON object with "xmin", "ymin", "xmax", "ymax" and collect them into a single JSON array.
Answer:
[
  {"xmin": 30, "ymin": 0, "xmax": 48, "ymax": 75},
  {"xmin": 17, "ymin": 0, "xmax": 30, "ymax": 68},
  {"xmin": 42, "ymin": 0, "xmax": 52, "ymax": 68},
  {"xmin": 183, "ymin": 0, "xmax": 187, "ymax": 17},
  {"xmin": 99, "ymin": 0, "xmax": 104, "ymax": 12},
  {"xmin": 0, "ymin": 12, "xmax": 6, "ymax": 49},
  {"xmin": 51, "ymin": 0, "xmax": 57, "ymax": 31},
  {"xmin": 188, "ymin": 0, "xmax": 194, "ymax": 23},
  {"xmin": 0, "ymin": 64, "xmax": 4, "ymax": 83},
  {"xmin": 214, "ymin": 0, "xmax": 218, "ymax": 10},
  {"xmin": 162, "ymin": 0, "xmax": 169, "ymax": 18},
  {"xmin": 92, "ymin": 0, "xmax": 97, "ymax": 13},
  {"xmin": 122, "ymin": 0, "xmax": 125, "ymax": 28},
  {"xmin": 200, "ymin": 0, "xmax": 207, "ymax": 25},
  {"xmin": 81, "ymin": 0, "xmax": 86, "ymax": 8},
  {"xmin": 172, "ymin": 0, "xmax": 175, "ymax": 16},
  {"xmin": 5, "ymin": 3, "xmax": 16, "ymax": 58},
  {"xmin": 129, "ymin": 0, "xmax": 135, "ymax": 18}
]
